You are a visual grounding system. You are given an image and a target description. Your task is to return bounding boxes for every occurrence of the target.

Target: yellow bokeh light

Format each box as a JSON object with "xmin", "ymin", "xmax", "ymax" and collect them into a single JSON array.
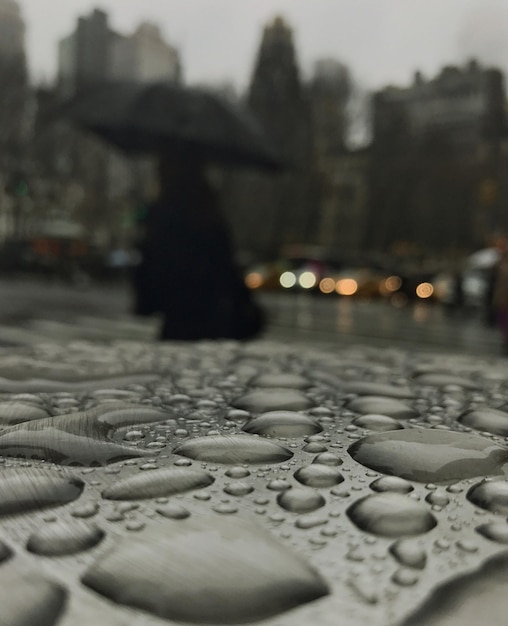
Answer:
[
  {"xmin": 299, "ymin": 271, "xmax": 317, "ymax": 289},
  {"xmin": 319, "ymin": 277, "xmax": 336, "ymax": 294},
  {"xmin": 415, "ymin": 282, "xmax": 434, "ymax": 299},
  {"xmin": 245, "ymin": 272, "xmax": 263, "ymax": 289},
  {"xmin": 385, "ymin": 275, "xmax": 402, "ymax": 292},
  {"xmin": 280, "ymin": 271, "xmax": 297, "ymax": 288},
  {"xmin": 336, "ymin": 278, "xmax": 358, "ymax": 296}
]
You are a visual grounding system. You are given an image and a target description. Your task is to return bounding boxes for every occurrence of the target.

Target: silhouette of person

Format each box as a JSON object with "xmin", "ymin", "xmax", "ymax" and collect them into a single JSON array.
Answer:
[{"xmin": 133, "ymin": 151, "xmax": 264, "ymax": 341}]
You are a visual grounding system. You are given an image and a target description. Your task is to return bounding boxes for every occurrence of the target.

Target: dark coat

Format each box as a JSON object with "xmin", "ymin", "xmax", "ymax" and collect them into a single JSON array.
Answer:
[{"xmin": 133, "ymin": 181, "xmax": 263, "ymax": 340}]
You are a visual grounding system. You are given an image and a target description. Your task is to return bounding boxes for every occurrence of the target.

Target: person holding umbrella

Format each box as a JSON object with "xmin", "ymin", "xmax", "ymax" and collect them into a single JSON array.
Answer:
[
  {"xmin": 133, "ymin": 148, "xmax": 264, "ymax": 340},
  {"xmin": 52, "ymin": 81, "xmax": 282, "ymax": 340}
]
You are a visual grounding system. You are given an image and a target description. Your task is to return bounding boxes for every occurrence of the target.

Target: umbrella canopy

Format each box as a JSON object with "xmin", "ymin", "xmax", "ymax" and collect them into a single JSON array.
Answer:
[{"xmin": 54, "ymin": 82, "xmax": 284, "ymax": 171}]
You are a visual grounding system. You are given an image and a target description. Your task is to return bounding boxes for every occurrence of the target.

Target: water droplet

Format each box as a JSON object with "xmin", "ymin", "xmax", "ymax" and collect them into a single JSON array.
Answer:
[
  {"xmin": 225, "ymin": 466, "xmax": 250, "ymax": 479},
  {"xmin": 0, "ymin": 403, "xmax": 165, "ymax": 465},
  {"xmin": 345, "ymin": 382, "xmax": 414, "ymax": 398},
  {"xmin": 295, "ymin": 514, "xmax": 328, "ymax": 529},
  {"xmin": 413, "ymin": 373, "xmax": 479, "ymax": 389},
  {"xmin": 82, "ymin": 517, "xmax": 329, "ymax": 623},
  {"xmin": 312, "ymin": 452, "xmax": 342, "ymax": 466},
  {"xmin": 348, "ymin": 397, "xmax": 418, "ymax": 419},
  {"xmin": 27, "ymin": 520, "xmax": 104, "ymax": 556},
  {"xmin": 302, "ymin": 442, "xmax": 328, "ymax": 453},
  {"xmin": 0, "ymin": 469, "xmax": 83, "ymax": 516},
  {"xmin": 456, "ymin": 539, "xmax": 478, "ymax": 553},
  {"xmin": 349, "ymin": 429, "xmax": 508, "ymax": 483},
  {"xmin": 224, "ymin": 481, "xmax": 254, "ymax": 496},
  {"xmin": 0, "ymin": 401, "xmax": 49, "ymax": 425},
  {"xmin": 400, "ymin": 552, "xmax": 508, "ymax": 625},
  {"xmin": 352, "ymin": 414, "xmax": 404, "ymax": 432},
  {"xmin": 277, "ymin": 487, "xmax": 326, "ymax": 513},
  {"xmin": 370, "ymin": 476, "xmax": 414, "ymax": 494},
  {"xmin": 233, "ymin": 389, "xmax": 312, "ymax": 413},
  {"xmin": 392, "ymin": 567, "xmax": 419, "ymax": 586},
  {"xmin": 425, "ymin": 490, "xmax": 450, "ymax": 507},
  {"xmin": 212, "ymin": 503, "xmax": 238, "ymax": 514},
  {"xmin": 173, "ymin": 435, "xmax": 293, "ymax": 464},
  {"xmin": 0, "ymin": 569, "xmax": 67, "ymax": 625},
  {"xmin": 251, "ymin": 373, "xmax": 311, "ymax": 389},
  {"xmin": 242, "ymin": 411, "xmax": 322, "ymax": 438},
  {"xmin": 294, "ymin": 465, "xmax": 344, "ymax": 488},
  {"xmin": 459, "ymin": 408, "xmax": 508, "ymax": 437},
  {"xmin": 70, "ymin": 501, "xmax": 100, "ymax": 519},
  {"xmin": 156, "ymin": 503, "xmax": 190, "ymax": 519},
  {"xmin": 125, "ymin": 520, "xmax": 145, "ymax": 531},
  {"xmin": 476, "ymin": 522, "xmax": 508, "ymax": 543},
  {"xmin": 347, "ymin": 493, "xmax": 437, "ymax": 537},
  {"xmin": 102, "ymin": 468, "xmax": 215, "ymax": 500},
  {"xmin": 467, "ymin": 479, "xmax": 508, "ymax": 514},
  {"xmin": 390, "ymin": 539, "xmax": 427, "ymax": 569},
  {"xmin": 266, "ymin": 479, "xmax": 291, "ymax": 492}
]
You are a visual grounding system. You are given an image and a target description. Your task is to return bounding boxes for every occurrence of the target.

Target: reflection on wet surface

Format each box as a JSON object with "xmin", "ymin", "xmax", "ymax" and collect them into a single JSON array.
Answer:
[{"xmin": 0, "ymin": 339, "xmax": 507, "ymax": 624}]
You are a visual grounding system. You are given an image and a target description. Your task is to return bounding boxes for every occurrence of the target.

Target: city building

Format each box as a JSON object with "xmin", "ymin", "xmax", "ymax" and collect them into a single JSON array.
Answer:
[
  {"xmin": 366, "ymin": 61, "xmax": 507, "ymax": 256},
  {"xmin": 58, "ymin": 9, "xmax": 181, "ymax": 95},
  {"xmin": 111, "ymin": 23, "xmax": 181, "ymax": 84},
  {"xmin": 0, "ymin": 0, "xmax": 24, "ymax": 56}
]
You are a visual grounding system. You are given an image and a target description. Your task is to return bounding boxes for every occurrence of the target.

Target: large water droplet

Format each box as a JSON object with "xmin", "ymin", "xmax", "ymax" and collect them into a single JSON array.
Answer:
[
  {"xmin": 0, "ymin": 569, "xmax": 67, "ymax": 626},
  {"xmin": 476, "ymin": 523, "xmax": 508, "ymax": 543},
  {"xmin": 400, "ymin": 552, "xmax": 508, "ymax": 626},
  {"xmin": 459, "ymin": 408, "xmax": 508, "ymax": 437},
  {"xmin": 250, "ymin": 373, "xmax": 311, "ymax": 390},
  {"xmin": 370, "ymin": 476, "xmax": 414, "ymax": 494},
  {"xmin": 467, "ymin": 479, "xmax": 508, "ymax": 514},
  {"xmin": 173, "ymin": 435, "xmax": 293, "ymax": 464},
  {"xmin": 294, "ymin": 465, "xmax": 344, "ymax": 488},
  {"xmin": 413, "ymin": 372, "xmax": 479, "ymax": 390},
  {"xmin": 102, "ymin": 467, "xmax": 215, "ymax": 500},
  {"xmin": 242, "ymin": 411, "xmax": 322, "ymax": 438},
  {"xmin": 156, "ymin": 503, "xmax": 190, "ymax": 520},
  {"xmin": 389, "ymin": 538, "xmax": 427, "ymax": 569},
  {"xmin": 82, "ymin": 517, "xmax": 328, "ymax": 623},
  {"xmin": 344, "ymin": 382, "xmax": 414, "ymax": 398},
  {"xmin": 0, "ymin": 401, "xmax": 49, "ymax": 425},
  {"xmin": 352, "ymin": 414, "xmax": 404, "ymax": 432},
  {"xmin": 349, "ymin": 429, "xmax": 508, "ymax": 483},
  {"xmin": 312, "ymin": 452, "xmax": 343, "ymax": 466},
  {"xmin": 347, "ymin": 397, "xmax": 418, "ymax": 419},
  {"xmin": 277, "ymin": 487, "xmax": 326, "ymax": 513},
  {"xmin": 0, "ymin": 403, "xmax": 169, "ymax": 466},
  {"xmin": 233, "ymin": 389, "xmax": 312, "ymax": 413},
  {"xmin": 27, "ymin": 521, "xmax": 105, "ymax": 556},
  {"xmin": 347, "ymin": 493, "xmax": 437, "ymax": 537},
  {"xmin": 0, "ymin": 469, "xmax": 83, "ymax": 515}
]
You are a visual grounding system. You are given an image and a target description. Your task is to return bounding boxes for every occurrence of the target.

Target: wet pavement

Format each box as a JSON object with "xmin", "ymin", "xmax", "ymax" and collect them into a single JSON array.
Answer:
[
  {"xmin": 0, "ymin": 278, "xmax": 507, "ymax": 625},
  {"xmin": 0, "ymin": 333, "xmax": 506, "ymax": 624}
]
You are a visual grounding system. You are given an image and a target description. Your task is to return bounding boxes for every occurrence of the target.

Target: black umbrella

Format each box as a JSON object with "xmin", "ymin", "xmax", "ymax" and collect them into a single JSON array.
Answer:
[{"xmin": 54, "ymin": 81, "xmax": 284, "ymax": 171}]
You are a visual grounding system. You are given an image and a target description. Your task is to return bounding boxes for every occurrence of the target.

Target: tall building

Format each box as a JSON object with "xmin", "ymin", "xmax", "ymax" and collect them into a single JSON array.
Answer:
[
  {"xmin": 111, "ymin": 23, "xmax": 181, "ymax": 84},
  {"xmin": 366, "ymin": 61, "xmax": 507, "ymax": 256},
  {"xmin": 0, "ymin": 0, "xmax": 24, "ymax": 56},
  {"xmin": 58, "ymin": 9, "xmax": 181, "ymax": 95},
  {"xmin": 221, "ymin": 16, "xmax": 312, "ymax": 262}
]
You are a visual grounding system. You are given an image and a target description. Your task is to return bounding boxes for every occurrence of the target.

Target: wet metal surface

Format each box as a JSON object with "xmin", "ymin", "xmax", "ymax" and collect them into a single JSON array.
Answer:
[{"xmin": 0, "ymin": 339, "xmax": 507, "ymax": 624}]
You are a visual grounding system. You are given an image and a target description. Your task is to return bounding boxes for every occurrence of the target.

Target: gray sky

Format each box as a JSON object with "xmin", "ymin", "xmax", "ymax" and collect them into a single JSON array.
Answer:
[{"xmin": 19, "ymin": 0, "xmax": 508, "ymax": 93}]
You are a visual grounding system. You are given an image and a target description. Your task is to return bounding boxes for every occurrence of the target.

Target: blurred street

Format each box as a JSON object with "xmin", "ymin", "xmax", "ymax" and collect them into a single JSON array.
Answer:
[{"xmin": 0, "ymin": 277, "xmax": 501, "ymax": 357}]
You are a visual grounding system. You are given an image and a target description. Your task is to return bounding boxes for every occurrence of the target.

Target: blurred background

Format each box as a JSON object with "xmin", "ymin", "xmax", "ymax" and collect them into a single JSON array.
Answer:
[{"xmin": 1, "ymin": 0, "xmax": 508, "ymax": 351}]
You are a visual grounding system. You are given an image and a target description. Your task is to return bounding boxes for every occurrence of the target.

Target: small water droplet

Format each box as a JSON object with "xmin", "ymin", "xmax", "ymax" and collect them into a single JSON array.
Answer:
[
  {"xmin": 389, "ymin": 539, "xmax": 427, "ymax": 569},
  {"xmin": 294, "ymin": 465, "xmax": 344, "ymax": 488},
  {"xmin": 27, "ymin": 520, "xmax": 105, "ymax": 556},
  {"xmin": 224, "ymin": 482, "xmax": 254, "ymax": 496},
  {"xmin": 370, "ymin": 476, "xmax": 414, "ymax": 494},
  {"xmin": 277, "ymin": 487, "xmax": 326, "ymax": 513},
  {"xmin": 467, "ymin": 479, "xmax": 508, "ymax": 514},
  {"xmin": 174, "ymin": 435, "xmax": 293, "ymax": 464},
  {"xmin": 243, "ymin": 411, "xmax": 322, "ymax": 438},
  {"xmin": 156, "ymin": 503, "xmax": 190, "ymax": 520}
]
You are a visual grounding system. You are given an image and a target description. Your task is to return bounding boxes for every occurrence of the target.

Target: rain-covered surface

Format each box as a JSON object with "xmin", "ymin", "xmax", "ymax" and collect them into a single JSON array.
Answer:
[{"xmin": 0, "ymin": 339, "xmax": 508, "ymax": 624}]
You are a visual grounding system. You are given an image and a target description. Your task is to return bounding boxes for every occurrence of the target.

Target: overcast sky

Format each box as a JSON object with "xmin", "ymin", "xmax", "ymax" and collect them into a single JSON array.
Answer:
[{"xmin": 18, "ymin": 0, "xmax": 508, "ymax": 93}]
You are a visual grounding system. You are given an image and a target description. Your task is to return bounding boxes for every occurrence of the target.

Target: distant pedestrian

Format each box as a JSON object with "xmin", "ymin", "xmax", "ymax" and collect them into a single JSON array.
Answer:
[{"xmin": 132, "ymin": 151, "xmax": 265, "ymax": 341}]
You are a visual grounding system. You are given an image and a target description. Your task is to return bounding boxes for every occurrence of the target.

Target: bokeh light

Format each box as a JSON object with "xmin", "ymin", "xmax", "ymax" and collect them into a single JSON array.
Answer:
[
  {"xmin": 280, "ymin": 271, "xmax": 297, "ymax": 289},
  {"xmin": 336, "ymin": 278, "xmax": 358, "ymax": 296},
  {"xmin": 299, "ymin": 271, "xmax": 317, "ymax": 289}
]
